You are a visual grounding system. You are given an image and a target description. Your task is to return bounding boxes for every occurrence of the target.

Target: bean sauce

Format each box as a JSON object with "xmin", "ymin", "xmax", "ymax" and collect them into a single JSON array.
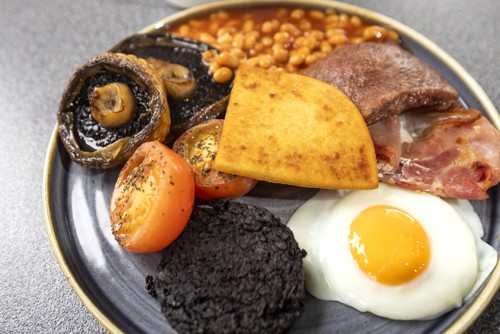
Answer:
[{"xmin": 167, "ymin": 7, "xmax": 399, "ymax": 83}]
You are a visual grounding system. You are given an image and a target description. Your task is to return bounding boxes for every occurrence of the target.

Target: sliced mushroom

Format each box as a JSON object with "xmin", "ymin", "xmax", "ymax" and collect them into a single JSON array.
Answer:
[
  {"xmin": 147, "ymin": 57, "xmax": 197, "ymax": 101},
  {"xmin": 110, "ymin": 33, "xmax": 232, "ymax": 128},
  {"xmin": 90, "ymin": 82, "xmax": 136, "ymax": 129}
]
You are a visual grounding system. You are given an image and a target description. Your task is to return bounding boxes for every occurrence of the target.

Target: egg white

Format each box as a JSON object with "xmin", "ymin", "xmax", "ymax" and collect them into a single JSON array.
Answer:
[{"xmin": 288, "ymin": 183, "xmax": 498, "ymax": 320}]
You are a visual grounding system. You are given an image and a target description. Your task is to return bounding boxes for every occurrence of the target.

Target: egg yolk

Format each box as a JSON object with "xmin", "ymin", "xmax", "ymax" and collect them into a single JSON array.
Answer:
[{"xmin": 348, "ymin": 205, "xmax": 430, "ymax": 286}]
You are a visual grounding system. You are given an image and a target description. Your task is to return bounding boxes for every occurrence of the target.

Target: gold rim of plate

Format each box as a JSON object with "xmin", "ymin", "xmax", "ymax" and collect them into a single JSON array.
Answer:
[{"xmin": 42, "ymin": 0, "xmax": 500, "ymax": 333}]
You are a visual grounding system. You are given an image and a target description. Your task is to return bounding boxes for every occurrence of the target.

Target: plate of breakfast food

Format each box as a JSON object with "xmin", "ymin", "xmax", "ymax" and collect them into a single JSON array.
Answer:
[{"xmin": 43, "ymin": 0, "xmax": 500, "ymax": 333}]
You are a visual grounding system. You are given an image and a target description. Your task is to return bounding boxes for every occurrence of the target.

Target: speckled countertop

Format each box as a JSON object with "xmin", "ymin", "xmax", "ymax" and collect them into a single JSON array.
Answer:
[{"xmin": 0, "ymin": 0, "xmax": 498, "ymax": 333}]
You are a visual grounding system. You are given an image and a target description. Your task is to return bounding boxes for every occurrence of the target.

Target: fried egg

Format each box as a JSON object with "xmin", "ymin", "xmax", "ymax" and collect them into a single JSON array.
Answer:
[{"xmin": 288, "ymin": 183, "xmax": 497, "ymax": 320}]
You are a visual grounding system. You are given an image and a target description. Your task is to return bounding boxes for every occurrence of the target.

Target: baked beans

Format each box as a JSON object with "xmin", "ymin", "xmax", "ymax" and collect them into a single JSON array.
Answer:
[{"xmin": 167, "ymin": 7, "xmax": 400, "ymax": 84}]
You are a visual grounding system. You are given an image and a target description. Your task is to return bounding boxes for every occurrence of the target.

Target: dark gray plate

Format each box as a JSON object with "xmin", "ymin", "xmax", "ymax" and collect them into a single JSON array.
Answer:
[{"xmin": 43, "ymin": 1, "xmax": 500, "ymax": 333}]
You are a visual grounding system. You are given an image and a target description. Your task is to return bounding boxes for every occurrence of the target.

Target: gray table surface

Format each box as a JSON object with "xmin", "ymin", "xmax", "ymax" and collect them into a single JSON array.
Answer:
[{"xmin": 1, "ymin": 0, "xmax": 499, "ymax": 333}]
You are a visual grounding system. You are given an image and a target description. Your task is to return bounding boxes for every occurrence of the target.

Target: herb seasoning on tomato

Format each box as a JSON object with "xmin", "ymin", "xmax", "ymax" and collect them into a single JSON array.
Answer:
[
  {"xmin": 173, "ymin": 119, "xmax": 257, "ymax": 200},
  {"xmin": 110, "ymin": 140, "xmax": 195, "ymax": 252}
]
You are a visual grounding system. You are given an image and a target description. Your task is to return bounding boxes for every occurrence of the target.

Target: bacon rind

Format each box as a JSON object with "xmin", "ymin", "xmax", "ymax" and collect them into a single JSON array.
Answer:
[{"xmin": 369, "ymin": 115, "xmax": 402, "ymax": 173}]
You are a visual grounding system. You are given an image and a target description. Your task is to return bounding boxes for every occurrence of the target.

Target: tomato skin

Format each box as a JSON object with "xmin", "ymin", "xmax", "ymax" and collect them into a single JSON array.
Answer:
[
  {"xmin": 173, "ymin": 119, "xmax": 258, "ymax": 200},
  {"xmin": 195, "ymin": 171, "xmax": 259, "ymax": 200},
  {"xmin": 109, "ymin": 140, "xmax": 195, "ymax": 253}
]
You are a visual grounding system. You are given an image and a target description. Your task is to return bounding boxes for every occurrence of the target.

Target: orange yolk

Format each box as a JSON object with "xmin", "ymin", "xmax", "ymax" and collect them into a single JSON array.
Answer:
[{"xmin": 348, "ymin": 205, "xmax": 430, "ymax": 286}]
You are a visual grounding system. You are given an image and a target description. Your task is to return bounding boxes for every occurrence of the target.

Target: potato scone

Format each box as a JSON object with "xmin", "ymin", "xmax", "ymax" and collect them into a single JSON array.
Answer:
[{"xmin": 214, "ymin": 63, "xmax": 378, "ymax": 189}]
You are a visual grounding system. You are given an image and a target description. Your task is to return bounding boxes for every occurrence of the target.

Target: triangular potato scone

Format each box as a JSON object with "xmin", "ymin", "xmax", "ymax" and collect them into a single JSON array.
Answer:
[{"xmin": 214, "ymin": 63, "xmax": 378, "ymax": 189}]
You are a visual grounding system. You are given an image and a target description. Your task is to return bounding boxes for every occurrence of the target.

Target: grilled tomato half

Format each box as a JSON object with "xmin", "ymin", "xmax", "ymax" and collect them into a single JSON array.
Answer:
[
  {"xmin": 110, "ymin": 140, "xmax": 195, "ymax": 252},
  {"xmin": 173, "ymin": 119, "xmax": 257, "ymax": 200}
]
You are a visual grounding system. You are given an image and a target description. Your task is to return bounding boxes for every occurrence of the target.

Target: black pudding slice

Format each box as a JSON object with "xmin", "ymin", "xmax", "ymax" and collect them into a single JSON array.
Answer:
[{"xmin": 147, "ymin": 200, "xmax": 306, "ymax": 334}]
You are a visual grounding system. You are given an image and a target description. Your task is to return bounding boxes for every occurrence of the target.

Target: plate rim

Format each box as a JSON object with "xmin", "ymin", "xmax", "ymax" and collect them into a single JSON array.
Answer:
[{"xmin": 43, "ymin": 1, "xmax": 500, "ymax": 333}]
